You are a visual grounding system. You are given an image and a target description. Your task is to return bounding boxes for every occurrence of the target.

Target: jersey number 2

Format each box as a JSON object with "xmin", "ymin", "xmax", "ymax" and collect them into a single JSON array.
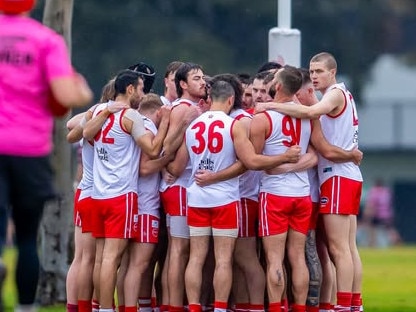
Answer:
[{"xmin": 94, "ymin": 113, "xmax": 115, "ymax": 144}]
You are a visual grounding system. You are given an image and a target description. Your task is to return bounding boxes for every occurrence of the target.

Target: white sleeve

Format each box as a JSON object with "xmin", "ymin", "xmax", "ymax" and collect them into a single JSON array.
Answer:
[{"xmin": 124, "ymin": 109, "xmax": 146, "ymax": 139}]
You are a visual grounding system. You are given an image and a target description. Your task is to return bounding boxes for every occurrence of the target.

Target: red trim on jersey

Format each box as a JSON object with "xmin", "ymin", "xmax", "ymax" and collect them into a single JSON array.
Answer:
[
  {"xmin": 326, "ymin": 88, "xmax": 347, "ymax": 119},
  {"xmin": 172, "ymin": 101, "xmax": 192, "ymax": 112},
  {"xmin": 245, "ymin": 107, "xmax": 255, "ymax": 115},
  {"xmin": 263, "ymin": 112, "xmax": 273, "ymax": 139},
  {"xmin": 119, "ymin": 109, "xmax": 130, "ymax": 134},
  {"xmin": 235, "ymin": 113, "xmax": 252, "ymax": 121}
]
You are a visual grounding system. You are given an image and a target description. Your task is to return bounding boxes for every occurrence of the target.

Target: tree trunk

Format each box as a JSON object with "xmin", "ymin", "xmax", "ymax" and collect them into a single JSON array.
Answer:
[{"xmin": 37, "ymin": 0, "xmax": 75, "ymax": 306}]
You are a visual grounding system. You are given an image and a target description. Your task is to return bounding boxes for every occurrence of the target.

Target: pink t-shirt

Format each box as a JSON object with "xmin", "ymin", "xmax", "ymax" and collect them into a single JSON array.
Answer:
[{"xmin": 0, "ymin": 15, "xmax": 73, "ymax": 156}]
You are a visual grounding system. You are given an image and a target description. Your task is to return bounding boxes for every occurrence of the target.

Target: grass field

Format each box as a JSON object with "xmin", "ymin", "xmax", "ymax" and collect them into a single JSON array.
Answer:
[{"xmin": 2, "ymin": 245, "xmax": 416, "ymax": 311}]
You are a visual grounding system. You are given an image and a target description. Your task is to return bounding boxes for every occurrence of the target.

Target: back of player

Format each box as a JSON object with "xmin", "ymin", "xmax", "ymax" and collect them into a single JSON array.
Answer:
[
  {"xmin": 186, "ymin": 110, "xmax": 239, "ymax": 208},
  {"xmin": 92, "ymin": 102, "xmax": 140, "ymax": 200}
]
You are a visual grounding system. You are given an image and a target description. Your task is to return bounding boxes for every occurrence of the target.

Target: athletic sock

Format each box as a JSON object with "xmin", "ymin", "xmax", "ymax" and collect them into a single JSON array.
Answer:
[
  {"xmin": 66, "ymin": 303, "xmax": 78, "ymax": 312},
  {"xmin": 78, "ymin": 300, "xmax": 92, "ymax": 312},
  {"xmin": 291, "ymin": 304, "xmax": 306, "ymax": 312}
]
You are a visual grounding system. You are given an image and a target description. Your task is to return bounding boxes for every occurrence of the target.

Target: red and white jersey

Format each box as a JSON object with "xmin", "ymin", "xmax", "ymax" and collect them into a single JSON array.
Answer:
[
  {"xmin": 138, "ymin": 117, "xmax": 160, "ymax": 217},
  {"xmin": 186, "ymin": 110, "xmax": 240, "ymax": 207},
  {"xmin": 229, "ymin": 108, "xmax": 260, "ymax": 201},
  {"xmin": 91, "ymin": 102, "xmax": 140, "ymax": 199},
  {"xmin": 159, "ymin": 98, "xmax": 199, "ymax": 192},
  {"xmin": 77, "ymin": 138, "xmax": 94, "ymax": 200},
  {"xmin": 318, "ymin": 83, "xmax": 363, "ymax": 185},
  {"xmin": 260, "ymin": 108, "xmax": 312, "ymax": 197}
]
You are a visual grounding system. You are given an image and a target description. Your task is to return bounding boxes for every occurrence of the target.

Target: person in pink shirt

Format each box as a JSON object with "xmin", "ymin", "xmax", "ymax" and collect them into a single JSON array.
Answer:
[{"xmin": 0, "ymin": 0, "xmax": 93, "ymax": 311}]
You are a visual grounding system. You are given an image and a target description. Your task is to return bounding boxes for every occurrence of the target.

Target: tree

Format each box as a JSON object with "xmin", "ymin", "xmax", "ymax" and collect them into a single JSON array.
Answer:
[{"xmin": 37, "ymin": 0, "xmax": 75, "ymax": 305}]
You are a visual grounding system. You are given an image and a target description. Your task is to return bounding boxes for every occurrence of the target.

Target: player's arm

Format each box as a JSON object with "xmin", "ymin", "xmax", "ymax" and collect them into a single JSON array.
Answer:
[
  {"xmin": 166, "ymin": 140, "xmax": 189, "ymax": 177},
  {"xmin": 139, "ymin": 147, "xmax": 173, "ymax": 177},
  {"xmin": 311, "ymin": 119, "xmax": 363, "ymax": 165},
  {"xmin": 194, "ymin": 161, "xmax": 246, "ymax": 187},
  {"xmin": 162, "ymin": 105, "xmax": 199, "ymax": 156},
  {"xmin": 249, "ymin": 112, "xmax": 269, "ymax": 154},
  {"xmin": 67, "ymin": 105, "xmax": 97, "ymax": 143},
  {"xmin": 125, "ymin": 109, "xmax": 170, "ymax": 159},
  {"xmin": 267, "ymin": 144, "xmax": 318, "ymax": 174},
  {"xmin": 83, "ymin": 101, "xmax": 129, "ymax": 140},
  {"xmin": 233, "ymin": 120, "xmax": 301, "ymax": 170},
  {"xmin": 255, "ymin": 90, "xmax": 344, "ymax": 119}
]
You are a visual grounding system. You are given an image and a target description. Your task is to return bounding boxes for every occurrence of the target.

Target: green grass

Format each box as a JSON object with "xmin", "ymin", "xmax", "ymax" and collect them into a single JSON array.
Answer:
[{"xmin": 3, "ymin": 245, "xmax": 416, "ymax": 311}]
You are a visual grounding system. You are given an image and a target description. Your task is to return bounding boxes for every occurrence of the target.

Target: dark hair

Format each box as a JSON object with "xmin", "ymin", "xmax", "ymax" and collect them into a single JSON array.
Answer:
[
  {"xmin": 210, "ymin": 80, "xmax": 235, "ymax": 103},
  {"xmin": 114, "ymin": 69, "xmax": 141, "ymax": 97},
  {"xmin": 175, "ymin": 62, "xmax": 203, "ymax": 98},
  {"xmin": 164, "ymin": 61, "xmax": 184, "ymax": 78},
  {"xmin": 257, "ymin": 61, "xmax": 282, "ymax": 74},
  {"xmin": 128, "ymin": 62, "xmax": 156, "ymax": 93},
  {"xmin": 253, "ymin": 70, "xmax": 270, "ymax": 81},
  {"xmin": 236, "ymin": 73, "xmax": 252, "ymax": 86},
  {"xmin": 210, "ymin": 73, "xmax": 243, "ymax": 109},
  {"xmin": 278, "ymin": 65, "xmax": 303, "ymax": 95},
  {"xmin": 298, "ymin": 67, "xmax": 311, "ymax": 86}
]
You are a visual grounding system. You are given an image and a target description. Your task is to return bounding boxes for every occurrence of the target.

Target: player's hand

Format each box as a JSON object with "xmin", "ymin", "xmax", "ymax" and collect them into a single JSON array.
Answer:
[
  {"xmin": 254, "ymin": 102, "xmax": 270, "ymax": 113},
  {"xmin": 351, "ymin": 147, "xmax": 363, "ymax": 165},
  {"xmin": 162, "ymin": 169, "xmax": 176, "ymax": 185},
  {"xmin": 159, "ymin": 105, "xmax": 171, "ymax": 121},
  {"xmin": 194, "ymin": 169, "xmax": 215, "ymax": 187},
  {"xmin": 183, "ymin": 105, "xmax": 201, "ymax": 124},
  {"xmin": 107, "ymin": 101, "xmax": 129, "ymax": 113},
  {"xmin": 285, "ymin": 145, "xmax": 302, "ymax": 163}
]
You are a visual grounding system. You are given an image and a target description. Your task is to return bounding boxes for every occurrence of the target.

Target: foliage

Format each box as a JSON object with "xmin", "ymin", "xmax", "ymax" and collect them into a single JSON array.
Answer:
[{"xmin": 28, "ymin": 0, "xmax": 416, "ymax": 103}]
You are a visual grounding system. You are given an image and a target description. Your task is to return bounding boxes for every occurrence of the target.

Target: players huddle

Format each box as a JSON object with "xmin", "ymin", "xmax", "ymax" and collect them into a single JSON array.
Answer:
[{"xmin": 67, "ymin": 52, "xmax": 364, "ymax": 312}]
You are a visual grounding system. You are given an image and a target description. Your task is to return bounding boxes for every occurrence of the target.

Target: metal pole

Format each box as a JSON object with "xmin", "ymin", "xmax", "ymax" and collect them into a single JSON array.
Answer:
[{"xmin": 278, "ymin": 0, "xmax": 291, "ymax": 28}]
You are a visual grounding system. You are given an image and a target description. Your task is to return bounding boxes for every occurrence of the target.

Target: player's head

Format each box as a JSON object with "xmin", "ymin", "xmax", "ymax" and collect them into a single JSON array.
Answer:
[
  {"xmin": 128, "ymin": 62, "xmax": 156, "ymax": 94},
  {"xmin": 175, "ymin": 62, "xmax": 205, "ymax": 99},
  {"xmin": 256, "ymin": 61, "xmax": 282, "ymax": 74},
  {"xmin": 310, "ymin": 52, "xmax": 337, "ymax": 72},
  {"xmin": 114, "ymin": 69, "xmax": 142, "ymax": 97},
  {"xmin": 99, "ymin": 78, "xmax": 116, "ymax": 103},
  {"xmin": 0, "ymin": 0, "xmax": 35, "ymax": 14},
  {"xmin": 210, "ymin": 80, "xmax": 235, "ymax": 114},
  {"xmin": 274, "ymin": 65, "xmax": 303, "ymax": 96},
  {"xmin": 309, "ymin": 52, "xmax": 338, "ymax": 91},
  {"xmin": 210, "ymin": 73, "xmax": 243, "ymax": 110}
]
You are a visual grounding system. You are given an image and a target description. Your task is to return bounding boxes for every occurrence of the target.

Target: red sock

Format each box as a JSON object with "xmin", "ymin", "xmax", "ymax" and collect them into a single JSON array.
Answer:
[
  {"xmin": 188, "ymin": 304, "xmax": 202, "ymax": 312},
  {"xmin": 169, "ymin": 306, "xmax": 185, "ymax": 312},
  {"xmin": 214, "ymin": 301, "xmax": 228, "ymax": 311},
  {"xmin": 318, "ymin": 303, "xmax": 331, "ymax": 311},
  {"xmin": 118, "ymin": 305, "xmax": 126, "ymax": 312},
  {"xmin": 249, "ymin": 304, "xmax": 264, "ymax": 312},
  {"xmin": 125, "ymin": 306, "xmax": 138, "ymax": 312},
  {"xmin": 336, "ymin": 292, "xmax": 352, "ymax": 307},
  {"xmin": 305, "ymin": 306, "xmax": 319, "ymax": 312},
  {"xmin": 78, "ymin": 300, "xmax": 92, "ymax": 312},
  {"xmin": 291, "ymin": 304, "xmax": 306, "ymax": 312},
  {"xmin": 92, "ymin": 299, "xmax": 100, "ymax": 311},
  {"xmin": 160, "ymin": 305, "xmax": 170, "ymax": 312},
  {"xmin": 281, "ymin": 299, "xmax": 288, "ymax": 312},
  {"xmin": 66, "ymin": 303, "xmax": 78, "ymax": 312},
  {"xmin": 151, "ymin": 297, "xmax": 157, "ymax": 308},
  {"xmin": 351, "ymin": 293, "xmax": 362, "ymax": 311},
  {"xmin": 268, "ymin": 302, "xmax": 281, "ymax": 312},
  {"xmin": 234, "ymin": 303, "xmax": 250, "ymax": 312}
]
